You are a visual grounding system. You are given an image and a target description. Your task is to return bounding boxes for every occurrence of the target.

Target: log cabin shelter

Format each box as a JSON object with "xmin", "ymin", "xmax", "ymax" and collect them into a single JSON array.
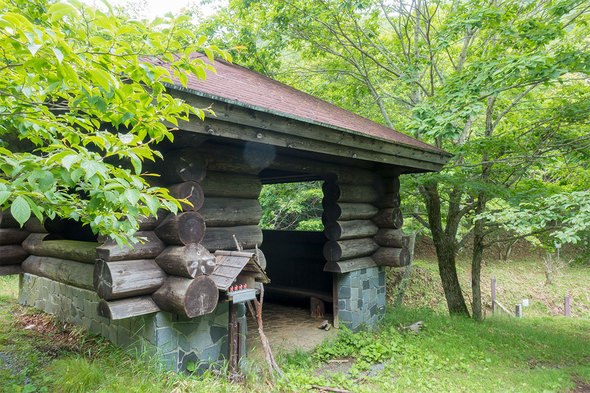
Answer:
[{"xmin": 3, "ymin": 54, "xmax": 452, "ymax": 373}]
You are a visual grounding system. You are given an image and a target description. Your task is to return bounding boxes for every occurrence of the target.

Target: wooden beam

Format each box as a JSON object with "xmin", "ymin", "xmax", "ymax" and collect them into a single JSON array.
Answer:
[{"xmin": 21, "ymin": 256, "xmax": 94, "ymax": 290}]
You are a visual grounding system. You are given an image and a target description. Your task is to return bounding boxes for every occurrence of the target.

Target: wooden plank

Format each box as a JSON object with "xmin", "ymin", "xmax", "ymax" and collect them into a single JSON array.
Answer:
[{"xmin": 171, "ymin": 92, "xmax": 450, "ymax": 169}]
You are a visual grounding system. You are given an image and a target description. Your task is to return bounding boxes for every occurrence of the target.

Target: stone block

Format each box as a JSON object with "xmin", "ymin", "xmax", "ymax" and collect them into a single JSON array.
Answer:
[
  {"xmin": 210, "ymin": 326, "xmax": 227, "ymax": 344},
  {"xmin": 338, "ymin": 286, "xmax": 351, "ymax": 300},
  {"xmin": 173, "ymin": 322, "xmax": 199, "ymax": 337},
  {"xmin": 155, "ymin": 312, "xmax": 173, "ymax": 328},
  {"xmin": 155, "ymin": 328, "xmax": 178, "ymax": 353},
  {"xmin": 160, "ymin": 352, "xmax": 178, "ymax": 372},
  {"xmin": 339, "ymin": 310, "xmax": 353, "ymax": 322}
]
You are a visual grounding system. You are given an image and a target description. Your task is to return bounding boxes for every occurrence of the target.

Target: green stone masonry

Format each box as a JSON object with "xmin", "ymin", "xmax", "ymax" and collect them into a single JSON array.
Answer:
[{"xmin": 18, "ymin": 273, "xmax": 247, "ymax": 373}]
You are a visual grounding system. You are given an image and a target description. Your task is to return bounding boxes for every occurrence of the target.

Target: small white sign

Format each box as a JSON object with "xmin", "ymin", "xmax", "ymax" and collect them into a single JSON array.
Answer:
[
  {"xmin": 555, "ymin": 243, "xmax": 562, "ymax": 249},
  {"xmin": 522, "ymin": 299, "xmax": 529, "ymax": 307}
]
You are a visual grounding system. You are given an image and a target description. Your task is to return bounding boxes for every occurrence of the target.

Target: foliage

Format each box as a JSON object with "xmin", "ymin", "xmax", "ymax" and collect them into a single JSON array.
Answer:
[
  {"xmin": 259, "ymin": 181, "xmax": 324, "ymax": 231},
  {"xmin": 0, "ymin": 0, "xmax": 229, "ymax": 244}
]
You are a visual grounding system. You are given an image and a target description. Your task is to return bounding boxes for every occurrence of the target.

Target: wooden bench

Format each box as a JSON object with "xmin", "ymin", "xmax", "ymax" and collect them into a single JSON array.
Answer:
[{"xmin": 265, "ymin": 285, "xmax": 333, "ymax": 318}]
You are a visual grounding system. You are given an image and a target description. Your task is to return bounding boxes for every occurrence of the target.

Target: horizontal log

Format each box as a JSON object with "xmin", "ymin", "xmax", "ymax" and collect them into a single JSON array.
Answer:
[
  {"xmin": 0, "ymin": 265, "xmax": 23, "ymax": 276},
  {"xmin": 375, "ymin": 192, "xmax": 401, "ymax": 209},
  {"xmin": 372, "ymin": 208, "xmax": 404, "ymax": 229},
  {"xmin": 155, "ymin": 244, "xmax": 216, "ymax": 278},
  {"xmin": 22, "ymin": 234, "xmax": 99, "ymax": 264},
  {"xmin": 96, "ymin": 231, "xmax": 165, "ymax": 261},
  {"xmin": 0, "ymin": 228, "xmax": 30, "ymax": 245},
  {"xmin": 322, "ymin": 182, "xmax": 379, "ymax": 204},
  {"xmin": 199, "ymin": 197, "xmax": 262, "ymax": 227},
  {"xmin": 152, "ymin": 275, "xmax": 219, "ymax": 318},
  {"xmin": 94, "ymin": 259, "xmax": 167, "ymax": 300},
  {"xmin": 168, "ymin": 181, "xmax": 204, "ymax": 211},
  {"xmin": 323, "ymin": 257, "xmax": 377, "ymax": 273},
  {"xmin": 24, "ymin": 217, "xmax": 47, "ymax": 233},
  {"xmin": 155, "ymin": 148, "xmax": 207, "ymax": 183},
  {"xmin": 372, "ymin": 247, "xmax": 411, "ymax": 267},
  {"xmin": 201, "ymin": 225, "xmax": 263, "ymax": 252},
  {"xmin": 374, "ymin": 229, "xmax": 410, "ymax": 248},
  {"xmin": 322, "ymin": 203, "xmax": 378, "ymax": 223},
  {"xmin": 22, "ymin": 256, "xmax": 94, "ymax": 290},
  {"xmin": 323, "ymin": 238, "xmax": 379, "ymax": 262},
  {"xmin": 323, "ymin": 220, "xmax": 378, "ymax": 241},
  {"xmin": 136, "ymin": 210, "xmax": 168, "ymax": 231},
  {"xmin": 97, "ymin": 296, "xmax": 161, "ymax": 320},
  {"xmin": 201, "ymin": 144, "xmax": 264, "ymax": 174},
  {"xmin": 0, "ymin": 210, "xmax": 19, "ymax": 228},
  {"xmin": 0, "ymin": 245, "xmax": 28, "ymax": 265},
  {"xmin": 383, "ymin": 177, "xmax": 401, "ymax": 194},
  {"xmin": 155, "ymin": 212, "xmax": 206, "ymax": 245},
  {"xmin": 200, "ymin": 172, "xmax": 262, "ymax": 198}
]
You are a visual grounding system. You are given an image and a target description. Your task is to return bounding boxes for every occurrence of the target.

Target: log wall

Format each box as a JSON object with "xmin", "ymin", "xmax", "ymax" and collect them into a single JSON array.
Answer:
[{"xmin": 0, "ymin": 210, "xmax": 32, "ymax": 275}]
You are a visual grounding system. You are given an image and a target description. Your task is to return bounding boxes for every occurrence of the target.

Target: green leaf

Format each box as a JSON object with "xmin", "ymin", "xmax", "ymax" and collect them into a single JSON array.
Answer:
[
  {"xmin": 61, "ymin": 154, "xmax": 79, "ymax": 171},
  {"xmin": 0, "ymin": 191, "xmax": 10, "ymax": 205},
  {"xmin": 52, "ymin": 47, "xmax": 64, "ymax": 64},
  {"xmin": 11, "ymin": 196, "xmax": 31, "ymax": 227}
]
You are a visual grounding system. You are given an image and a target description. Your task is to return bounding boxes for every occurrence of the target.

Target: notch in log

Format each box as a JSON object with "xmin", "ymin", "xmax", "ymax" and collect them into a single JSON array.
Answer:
[
  {"xmin": 98, "ymin": 296, "xmax": 161, "ymax": 320},
  {"xmin": 94, "ymin": 259, "xmax": 167, "ymax": 300},
  {"xmin": 374, "ymin": 229, "xmax": 410, "ymax": 248},
  {"xmin": 0, "ymin": 245, "xmax": 28, "ymax": 265},
  {"xmin": 155, "ymin": 212, "xmax": 206, "ymax": 245},
  {"xmin": 372, "ymin": 208, "xmax": 403, "ymax": 229},
  {"xmin": 323, "ymin": 220, "xmax": 378, "ymax": 241},
  {"xmin": 372, "ymin": 247, "xmax": 411, "ymax": 267},
  {"xmin": 168, "ymin": 181, "xmax": 205, "ymax": 211},
  {"xmin": 155, "ymin": 244, "xmax": 216, "ymax": 278},
  {"xmin": 96, "ymin": 231, "xmax": 165, "ymax": 261},
  {"xmin": 152, "ymin": 276, "xmax": 219, "ymax": 318},
  {"xmin": 323, "ymin": 238, "xmax": 379, "ymax": 262}
]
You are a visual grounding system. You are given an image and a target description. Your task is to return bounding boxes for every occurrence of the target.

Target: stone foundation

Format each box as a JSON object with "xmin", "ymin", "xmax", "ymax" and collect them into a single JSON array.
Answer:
[
  {"xmin": 18, "ymin": 273, "xmax": 247, "ymax": 373},
  {"xmin": 337, "ymin": 267, "xmax": 386, "ymax": 331}
]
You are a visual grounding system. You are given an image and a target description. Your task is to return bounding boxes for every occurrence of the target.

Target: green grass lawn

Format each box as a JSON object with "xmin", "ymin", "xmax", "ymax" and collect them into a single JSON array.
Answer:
[{"xmin": 1, "ymin": 259, "xmax": 589, "ymax": 392}]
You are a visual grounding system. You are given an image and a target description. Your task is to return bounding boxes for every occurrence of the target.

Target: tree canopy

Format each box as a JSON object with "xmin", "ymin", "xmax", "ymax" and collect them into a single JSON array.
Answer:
[{"xmin": 0, "ymin": 0, "xmax": 228, "ymax": 244}]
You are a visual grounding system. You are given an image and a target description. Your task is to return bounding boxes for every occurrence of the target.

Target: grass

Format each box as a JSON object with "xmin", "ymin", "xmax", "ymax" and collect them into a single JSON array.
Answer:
[
  {"xmin": 390, "ymin": 255, "xmax": 590, "ymax": 318},
  {"xmin": 1, "ymin": 255, "xmax": 589, "ymax": 392}
]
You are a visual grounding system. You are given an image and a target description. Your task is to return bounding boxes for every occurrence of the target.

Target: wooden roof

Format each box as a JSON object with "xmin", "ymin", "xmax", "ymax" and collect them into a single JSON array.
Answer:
[
  {"xmin": 149, "ymin": 54, "xmax": 452, "ymax": 172},
  {"xmin": 210, "ymin": 250, "xmax": 270, "ymax": 291}
]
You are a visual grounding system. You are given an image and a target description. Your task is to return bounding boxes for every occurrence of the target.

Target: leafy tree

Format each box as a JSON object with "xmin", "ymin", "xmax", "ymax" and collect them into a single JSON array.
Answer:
[
  {"xmin": 259, "ymin": 182, "xmax": 324, "ymax": 231},
  {"xmin": 0, "ymin": 0, "xmax": 228, "ymax": 244},
  {"xmin": 204, "ymin": 0, "xmax": 590, "ymax": 318}
]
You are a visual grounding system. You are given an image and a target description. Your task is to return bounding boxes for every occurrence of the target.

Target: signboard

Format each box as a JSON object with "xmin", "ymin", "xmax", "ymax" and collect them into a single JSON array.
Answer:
[{"xmin": 229, "ymin": 288, "xmax": 257, "ymax": 304}]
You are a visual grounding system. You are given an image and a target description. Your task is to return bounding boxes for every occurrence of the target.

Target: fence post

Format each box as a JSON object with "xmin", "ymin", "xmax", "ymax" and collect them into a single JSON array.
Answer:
[
  {"xmin": 564, "ymin": 296, "xmax": 571, "ymax": 317},
  {"xmin": 515, "ymin": 304, "xmax": 522, "ymax": 318},
  {"xmin": 491, "ymin": 278, "xmax": 496, "ymax": 314}
]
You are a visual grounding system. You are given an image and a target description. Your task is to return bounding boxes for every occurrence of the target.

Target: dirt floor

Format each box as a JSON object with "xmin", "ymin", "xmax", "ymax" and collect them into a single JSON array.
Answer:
[{"xmin": 246, "ymin": 303, "xmax": 337, "ymax": 361}]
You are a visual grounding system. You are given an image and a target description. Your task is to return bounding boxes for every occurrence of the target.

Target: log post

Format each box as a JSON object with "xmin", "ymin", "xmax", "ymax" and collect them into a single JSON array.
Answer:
[
  {"xmin": 152, "ymin": 276, "xmax": 219, "ymax": 318},
  {"xmin": 94, "ymin": 259, "xmax": 167, "ymax": 300},
  {"xmin": 155, "ymin": 212, "xmax": 206, "ymax": 245},
  {"xmin": 155, "ymin": 244, "xmax": 216, "ymax": 278}
]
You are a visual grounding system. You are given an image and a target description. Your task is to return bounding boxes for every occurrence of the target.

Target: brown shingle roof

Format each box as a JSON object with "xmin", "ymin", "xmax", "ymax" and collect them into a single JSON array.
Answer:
[{"xmin": 152, "ymin": 54, "xmax": 446, "ymax": 155}]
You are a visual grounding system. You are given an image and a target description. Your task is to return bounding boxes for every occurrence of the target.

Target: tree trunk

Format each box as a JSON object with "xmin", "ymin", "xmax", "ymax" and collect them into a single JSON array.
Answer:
[{"xmin": 421, "ymin": 182, "xmax": 469, "ymax": 316}]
